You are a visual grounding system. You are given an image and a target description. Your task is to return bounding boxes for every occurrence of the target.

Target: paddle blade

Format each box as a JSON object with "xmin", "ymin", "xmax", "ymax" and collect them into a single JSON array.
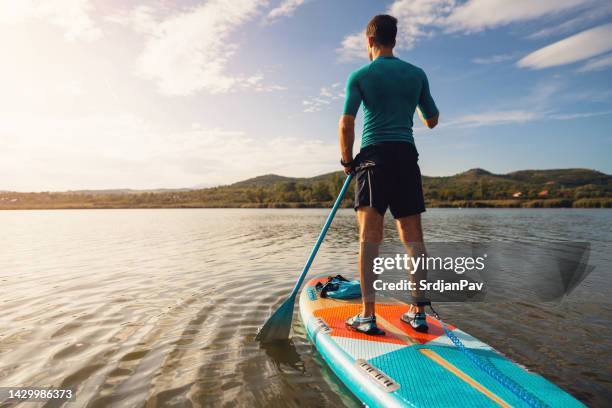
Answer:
[{"xmin": 255, "ymin": 296, "xmax": 295, "ymax": 343}]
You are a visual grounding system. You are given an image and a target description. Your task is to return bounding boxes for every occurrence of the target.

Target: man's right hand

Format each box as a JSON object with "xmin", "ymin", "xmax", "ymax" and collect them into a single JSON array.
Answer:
[{"xmin": 341, "ymin": 157, "xmax": 354, "ymax": 175}]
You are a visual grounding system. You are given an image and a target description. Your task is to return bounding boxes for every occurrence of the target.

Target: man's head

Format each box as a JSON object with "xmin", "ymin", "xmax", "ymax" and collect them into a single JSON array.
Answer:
[{"xmin": 366, "ymin": 14, "xmax": 397, "ymax": 61}]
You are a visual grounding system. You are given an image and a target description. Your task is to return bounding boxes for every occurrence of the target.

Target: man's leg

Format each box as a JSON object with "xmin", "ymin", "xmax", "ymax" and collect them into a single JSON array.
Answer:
[
  {"xmin": 396, "ymin": 214, "xmax": 427, "ymax": 315},
  {"xmin": 357, "ymin": 207, "xmax": 384, "ymax": 317}
]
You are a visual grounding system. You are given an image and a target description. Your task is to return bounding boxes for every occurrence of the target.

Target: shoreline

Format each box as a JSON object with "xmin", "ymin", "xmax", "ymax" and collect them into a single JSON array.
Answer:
[
  {"xmin": 2, "ymin": 168, "xmax": 609, "ymax": 210},
  {"xmin": 1, "ymin": 198, "xmax": 610, "ymax": 210}
]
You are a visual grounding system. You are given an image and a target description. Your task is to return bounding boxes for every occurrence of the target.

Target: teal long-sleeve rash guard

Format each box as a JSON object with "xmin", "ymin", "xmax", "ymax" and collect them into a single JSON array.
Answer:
[{"xmin": 343, "ymin": 56, "xmax": 439, "ymax": 149}]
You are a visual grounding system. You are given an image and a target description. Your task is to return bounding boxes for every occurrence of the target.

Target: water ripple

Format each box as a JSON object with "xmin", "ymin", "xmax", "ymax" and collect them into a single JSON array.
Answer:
[{"xmin": 0, "ymin": 209, "xmax": 610, "ymax": 406}]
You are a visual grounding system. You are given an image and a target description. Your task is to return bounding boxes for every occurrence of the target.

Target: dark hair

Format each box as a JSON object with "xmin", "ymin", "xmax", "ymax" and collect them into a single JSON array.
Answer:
[{"xmin": 366, "ymin": 15, "xmax": 397, "ymax": 47}]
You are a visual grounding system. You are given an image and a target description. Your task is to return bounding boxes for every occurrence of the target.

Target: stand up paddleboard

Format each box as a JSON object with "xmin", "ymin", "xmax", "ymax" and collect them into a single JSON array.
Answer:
[{"xmin": 299, "ymin": 276, "xmax": 584, "ymax": 408}]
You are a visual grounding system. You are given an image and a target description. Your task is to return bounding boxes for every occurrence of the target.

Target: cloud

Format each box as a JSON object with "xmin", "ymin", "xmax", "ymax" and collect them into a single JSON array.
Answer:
[
  {"xmin": 130, "ymin": 0, "xmax": 279, "ymax": 95},
  {"xmin": 518, "ymin": 23, "xmax": 612, "ymax": 69},
  {"xmin": 338, "ymin": 0, "xmax": 455, "ymax": 61},
  {"xmin": 389, "ymin": 0, "xmax": 455, "ymax": 47},
  {"xmin": 440, "ymin": 75, "xmax": 610, "ymax": 129},
  {"xmin": 337, "ymin": 33, "xmax": 366, "ymax": 62},
  {"xmin": 0, "ymin": 0, "xmax": 101, "ymax": 41},
  {"xmin": 442, "ymin": 108, "xmax": 612, "ymax": 129},
  {"xmin": 526, "ymin": 1, "xmax": 612, "ymax": 39},
  {"xmin": 445, "ymin": 0, "xmax": 591, "ymax": 33},
  {"xmin": 177, "ymin": 132, "xmax": 338, "ymax": 186},
  {"xmin": 265, "ymin": 0, "xmax": 307, "ymax": 24},
  {"xmin": 107, "ymin": 4, "xmax": 164, "ymax": 35},
  {"xmin": 472, "ymin": 53, "xmax": 516, "ymax": 65},
  {"xmin": 337, "ymin": 0, "xmax": 605, "ymax": 61},
  {"xmin": 0, "ymin": 113, "xmax": 338, "ymax": 191},
  {"xmin": 549, "ymin": 110, "xmax": 612, "ymax": 120},
  {"xmin": 444, "ymin": 110, "xmax": 541, "ymax": 128},
  {"xmin": 577, "ymin": 53, "xmax": 612, "ymax": 72},
  {"xmin": 303, "ymin": 82, "xmax": 344, "ymax": 113}
]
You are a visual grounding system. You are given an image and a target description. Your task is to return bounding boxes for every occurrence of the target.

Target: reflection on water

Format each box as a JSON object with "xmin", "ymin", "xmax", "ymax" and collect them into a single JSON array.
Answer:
[{"xmin": 0, "ymin": 209, "xmax": 610, "ymax": 406}]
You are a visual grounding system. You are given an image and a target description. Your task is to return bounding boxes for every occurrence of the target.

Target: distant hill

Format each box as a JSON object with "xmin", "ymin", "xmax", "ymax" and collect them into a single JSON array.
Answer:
[
  {"xmin": 231, "ymin": 174, "xmax": 303, "ymax": 188},
  {"xmin": 231, "ymin": 172, "xmax": 342, "ymax": 188},
  {"xmin": 1, "ymin": 168, "xmax": 610, "ymax": 209},
  {"xmin": 505, "ymin": 169, "xmax": 610, "ymax": 186},
  {"xmin": 421, "ymin": 168, "xmax": 610, "ymax": 206},
  {"xmin": 452, "ymin": 168, "xmax": 497, "ymax": 179}
]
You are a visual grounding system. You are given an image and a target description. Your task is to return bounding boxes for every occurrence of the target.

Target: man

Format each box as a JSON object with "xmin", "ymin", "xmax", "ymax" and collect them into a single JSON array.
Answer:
[{"xmin": 339, "ymin": 15, "xmax": 439, "ymax": 335}]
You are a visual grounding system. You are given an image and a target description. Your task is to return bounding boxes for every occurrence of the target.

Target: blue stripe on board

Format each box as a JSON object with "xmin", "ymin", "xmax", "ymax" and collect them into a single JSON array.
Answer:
[
  {"xmin": 369, "ymin": 345, "xmax": 499, "ymax": 407},
  {"xmin": 369, "ymin": 344, "xmax": 584, "ymax": 408}
]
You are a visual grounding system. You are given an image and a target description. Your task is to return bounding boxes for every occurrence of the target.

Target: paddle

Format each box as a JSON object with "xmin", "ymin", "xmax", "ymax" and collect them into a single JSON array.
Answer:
[{"xmin": 256, "ymin": 174, "xmax": 354, "ymax": 343}]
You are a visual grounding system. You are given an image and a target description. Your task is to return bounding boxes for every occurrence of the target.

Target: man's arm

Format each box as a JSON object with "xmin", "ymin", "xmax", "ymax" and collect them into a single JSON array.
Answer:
[
  {"xmin": 339, "ymin": 71, "xmax": 362, "ymax": 173},
  {"xmin": 339, "ymin": 115, "xmax": 355, "ymax": 174},
  {"xmin": 417, "ymin": 71, "xmax": 439, "ymax": 129}
]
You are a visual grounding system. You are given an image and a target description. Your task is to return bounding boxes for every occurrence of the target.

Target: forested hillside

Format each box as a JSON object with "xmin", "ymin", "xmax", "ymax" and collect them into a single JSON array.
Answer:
[{"xmin": 1, "ymin": 169, "xmax": 610, "ymax": 209}]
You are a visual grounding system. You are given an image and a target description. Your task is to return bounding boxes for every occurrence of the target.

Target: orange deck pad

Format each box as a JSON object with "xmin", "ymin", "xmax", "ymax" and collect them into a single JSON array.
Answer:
[{"xmin": 313, "ymin": 303, "xmax": 455, "ymax": 345}]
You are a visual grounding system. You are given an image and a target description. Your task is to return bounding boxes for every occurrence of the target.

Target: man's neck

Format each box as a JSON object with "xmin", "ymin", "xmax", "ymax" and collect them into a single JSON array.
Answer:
[{"xmin": 371, "ymin": 47, "xmax": 394, "ymax": 60}]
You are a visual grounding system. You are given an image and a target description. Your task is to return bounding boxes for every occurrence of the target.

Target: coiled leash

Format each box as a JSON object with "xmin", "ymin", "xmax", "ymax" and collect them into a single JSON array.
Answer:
[{"xmin": 427, "ymin": 304, "xmax": 549, "ymax": 408}]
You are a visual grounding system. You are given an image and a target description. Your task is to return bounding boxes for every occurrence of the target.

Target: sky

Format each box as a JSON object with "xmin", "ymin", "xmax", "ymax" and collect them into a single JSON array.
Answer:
[{"xmin": 1, "ymin": 0, "xmax": 611, "ymax": 191}]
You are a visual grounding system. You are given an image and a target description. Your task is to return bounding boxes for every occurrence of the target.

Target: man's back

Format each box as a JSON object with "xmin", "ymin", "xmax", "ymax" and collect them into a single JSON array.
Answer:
[{"xmin": 343, "ymin": 56, "xmax": 438, "ymax": 148}]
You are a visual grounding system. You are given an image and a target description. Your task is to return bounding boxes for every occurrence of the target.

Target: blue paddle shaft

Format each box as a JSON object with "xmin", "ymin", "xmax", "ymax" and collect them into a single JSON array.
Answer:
[
  {"xmin": 288, "ymin": 174, "xmax": 353, "ymax": 298},
  {"xmin": 255, "ymin": 174, "xmax": 353, "ymax": 342}
]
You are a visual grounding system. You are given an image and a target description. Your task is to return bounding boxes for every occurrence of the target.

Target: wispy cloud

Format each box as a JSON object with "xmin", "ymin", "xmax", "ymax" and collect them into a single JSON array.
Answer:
[
  {"xmin": 337, "ymin": 33, "xmax": 366, "ymax": 62},
  {"xmin": 302, "ymin": 83, "xmax": 344, "ymax": 113},
  {"xmin": 549, "ymin": 110, "xmax": 612, "ymax": 120},
  {"xmin": 443, "ymin": 110, "xmax": 541, "ymax": 128},
  {"xmin": 440, "ymin": 73, "xmax": 610, "ymax": 129},
  {"xmin": 578, "ymin": 53, "xmax": 612, "ymax": 72},
  {"xmin": 526, "ymin": 1, "xmax": 612, "ymax": 39},
  {"xmin": 0, "ymin": 0, "xmax": 102, "ymax": 41},
  {"xmin": 0, "ymin": 113, "xmax": 338, "ymax": 191},
  {"xmin": 518, "ymin": 23, "xmax": 612, "ymax": 69},
  {"xmin": 445, "ymin": 0, "xmax": 591, "ymax": 33},
  {"xmin": 338, "ymin": 0, "xmax": 605, "ymax": 62},
  {"xmin": 472, "ymin": 53, "xmax": 516, "ymax": 65},
  {"xmin": 265, "ymin": 0, "xmax": 307, "ymax": 24},
  {"xmin": 108, "ymin": 4, "xmax": 166, "ymax": 35},
  {"xmin": 443, "ymin": 108, "xmax": 612, "ymax": 129},
  {"xmin": 124, "ymin": 0, "xmax": 280, "ymax": 95}
]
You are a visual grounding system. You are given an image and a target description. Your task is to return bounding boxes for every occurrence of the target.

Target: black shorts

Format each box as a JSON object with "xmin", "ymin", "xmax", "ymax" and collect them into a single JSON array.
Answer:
[{"xmin": 353, "ymin": 142, "xmax": 426, "ymax": 219}]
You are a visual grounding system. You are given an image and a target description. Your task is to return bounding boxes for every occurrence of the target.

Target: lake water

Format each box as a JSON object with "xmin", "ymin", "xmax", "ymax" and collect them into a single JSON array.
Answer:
[{"xmin": 0, "ymin": 209, "xmax": 610, "ymax": 407}]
